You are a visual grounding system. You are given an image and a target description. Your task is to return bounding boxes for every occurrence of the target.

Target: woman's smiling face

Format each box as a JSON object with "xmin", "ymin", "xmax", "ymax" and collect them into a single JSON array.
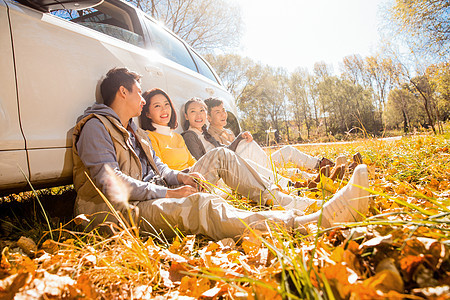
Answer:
[
  {"xmin": 185, "ymin": 101, "xmax": 207, "ymax": 130},
  {"xmin": 146, "ymin": 94, "xmax": 172, "ymax": 126}
]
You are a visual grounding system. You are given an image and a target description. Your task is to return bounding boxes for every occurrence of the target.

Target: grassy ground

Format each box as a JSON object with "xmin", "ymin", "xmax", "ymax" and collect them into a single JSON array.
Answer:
[{"xmin": 0, "ymin": 132, "xmax": 449, "ymax": 299}]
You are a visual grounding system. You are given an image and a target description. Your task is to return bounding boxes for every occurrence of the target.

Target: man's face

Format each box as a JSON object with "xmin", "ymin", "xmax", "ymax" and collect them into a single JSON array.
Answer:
[
  {"xmin": 126, "ymin": 81, "xmax": 145, "ymax": 117},
  {"xmin": 208, "ymin": 104, "xmax": 228, "ymax": 128}
]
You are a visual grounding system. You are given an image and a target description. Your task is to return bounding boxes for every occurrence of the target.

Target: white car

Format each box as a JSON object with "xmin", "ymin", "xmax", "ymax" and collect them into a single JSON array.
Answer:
[{"xmin": 0, "ymin": 0, "xmax": 239, "ymax": 194}]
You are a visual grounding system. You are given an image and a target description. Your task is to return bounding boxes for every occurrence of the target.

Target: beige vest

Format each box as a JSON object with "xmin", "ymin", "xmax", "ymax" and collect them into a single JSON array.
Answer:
[{"xmin": 72, "ymin": 114, "xmax": 159, "ymax": 227}]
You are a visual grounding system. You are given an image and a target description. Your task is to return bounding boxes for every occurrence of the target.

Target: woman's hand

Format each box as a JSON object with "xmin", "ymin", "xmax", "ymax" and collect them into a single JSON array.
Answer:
[
  {"xmin": 241, "ymin": 131, "xmax": 253, "ymax": 142},
  {"xmin": 165, "ymin": 186, "xmax": 198, "ymax": 198}
]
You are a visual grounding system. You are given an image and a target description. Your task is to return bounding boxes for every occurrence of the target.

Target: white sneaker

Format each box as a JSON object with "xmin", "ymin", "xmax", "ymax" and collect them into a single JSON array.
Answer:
[{"xmin": 321, "ymin": 164, "xmax": 370, "ymax": 227}]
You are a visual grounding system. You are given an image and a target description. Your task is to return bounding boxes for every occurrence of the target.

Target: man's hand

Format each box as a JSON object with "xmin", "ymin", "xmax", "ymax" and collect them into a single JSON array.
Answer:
[
  {"xmin": 165, "ymin": 186, "xmax": 198, "ymax": 198},
  {"xmin": 177, "ymin": 172, "xmax": 207, "ymax": 191},
  {"xmin": 241, "ymin": 131, "xmax": 253, "ymax": 142}
]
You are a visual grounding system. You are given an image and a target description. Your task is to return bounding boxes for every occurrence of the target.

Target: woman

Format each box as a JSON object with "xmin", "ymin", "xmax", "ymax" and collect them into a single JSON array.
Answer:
[{"xmin": 140, "ymin": 88, "xmax": 196, "ymax": 171}]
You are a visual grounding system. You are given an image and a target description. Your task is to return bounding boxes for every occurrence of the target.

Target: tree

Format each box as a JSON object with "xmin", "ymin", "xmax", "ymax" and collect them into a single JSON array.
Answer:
[
  {"xmin": 427, "ymin": 62, "xmax": 450, "ymax": 123},
  {"xmin": 365, "ymin": 55, "xmax": 396, "ymax": 112},
  {"xmin": 382, "ymin": 44, "xmax": 442, "ymax": 134},
  {"xmin": 385, "ymin": 86, "xmax": 425, "ymax": 133},
  {"xmin": 341, "ymin": 54, "xmax": 371, "ymax": 88},
  {"xmin": 289, "ymin": 68, "xmax": 313, "ymax": 141},
  {"xmin": 203, "ymin": 54, "xmax": 258, "ymax": 104},
  {"xmin": 388, "ymin": 0, "xmax": 450, "ymax": 59},
  {"xmin": 236, "ymin": 65, "xmax": 289, "ymax": 144},
  {"xmin": 313, "ymin": 62, "xmax": 334, "ymax": 135},
  {"xmin": 129, "ymin": 0, "xmax": 243, "ymax": 52},
  {"xmin": 407, "ymin": 75, "xmax": 439, "ymax": 134},
  {"xmin": 315, "ymin": 74, "xmax": 379, "ymax": 137}
]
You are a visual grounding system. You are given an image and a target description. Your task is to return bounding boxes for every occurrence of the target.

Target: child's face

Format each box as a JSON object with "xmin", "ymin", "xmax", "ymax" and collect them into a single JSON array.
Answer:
[
  {"xmin": 208, "ymin": 104, "xmax": 228, "ymax": 128},
  {"xmin": 185, "ymin": 101, "xmax": 207, "ymax": 130}
]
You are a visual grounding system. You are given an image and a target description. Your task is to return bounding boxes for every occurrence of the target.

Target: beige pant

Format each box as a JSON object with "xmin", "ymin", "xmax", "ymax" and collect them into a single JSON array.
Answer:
[
  {"xmin": 137, "ymin": 148, "xmax": 317, "ymax": 240},
  {"xmin": 235, "ymin": 142, "xmax": 317, "ymax": 184}
]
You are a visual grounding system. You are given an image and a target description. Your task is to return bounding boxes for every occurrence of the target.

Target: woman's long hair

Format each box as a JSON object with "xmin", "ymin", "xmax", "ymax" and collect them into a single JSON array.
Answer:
[
  {"xmin": 183, "ymin": 97, "xmax": 213, "ymax": 140},
  {"xmin": 140, "ymin": 88, "xmax": 178, "ymax": 131}
]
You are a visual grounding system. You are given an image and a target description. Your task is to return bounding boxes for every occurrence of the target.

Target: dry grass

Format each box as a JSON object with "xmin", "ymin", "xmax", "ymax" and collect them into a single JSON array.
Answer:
[{"xmin": 0, "ymin": 132, "xmax": 449, "ymax": 299}]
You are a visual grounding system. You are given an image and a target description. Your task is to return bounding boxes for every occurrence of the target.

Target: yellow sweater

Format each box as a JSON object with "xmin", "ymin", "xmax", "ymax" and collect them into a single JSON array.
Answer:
[{"xmin": 146, "ymin": 130, "xmax": 196, "ymax": 171}]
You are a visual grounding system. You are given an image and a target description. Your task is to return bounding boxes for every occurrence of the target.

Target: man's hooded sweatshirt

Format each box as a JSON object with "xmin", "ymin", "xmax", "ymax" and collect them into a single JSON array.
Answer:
[{"xmin": 72, "ymin": 103, "xmax": 180, "ymax": 228}]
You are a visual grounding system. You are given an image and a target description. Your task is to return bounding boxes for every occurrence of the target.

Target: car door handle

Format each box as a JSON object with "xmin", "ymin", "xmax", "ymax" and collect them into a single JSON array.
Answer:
[
  {"xmin": 145, "ymin": 65, "xmax": 164, "ymax": 77},
  {"xmin": 205, "ymin": 87, "xmax": 215, "ymax": 96}
]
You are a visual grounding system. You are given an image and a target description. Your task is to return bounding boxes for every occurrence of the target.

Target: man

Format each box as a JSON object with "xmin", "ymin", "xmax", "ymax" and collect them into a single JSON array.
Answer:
[{"xmin": 73, "ymin": 68, "xmax": 370, "ymax": 241}]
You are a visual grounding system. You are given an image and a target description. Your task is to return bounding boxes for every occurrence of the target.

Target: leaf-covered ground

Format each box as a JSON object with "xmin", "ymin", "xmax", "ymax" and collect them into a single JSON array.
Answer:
[{"xmin": 0, "ymin": 133, "xmax": 449, "ymax": 299}]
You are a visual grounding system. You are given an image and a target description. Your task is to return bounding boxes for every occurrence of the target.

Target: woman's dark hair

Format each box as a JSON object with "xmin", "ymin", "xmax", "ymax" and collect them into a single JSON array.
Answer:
[
  {"xmin": 183, "ymin": 98, "xmax": 213, "ymax": 141},
  {"xmin": 140, "ymin": 88, "xmax": 178, "ymax": 131}
]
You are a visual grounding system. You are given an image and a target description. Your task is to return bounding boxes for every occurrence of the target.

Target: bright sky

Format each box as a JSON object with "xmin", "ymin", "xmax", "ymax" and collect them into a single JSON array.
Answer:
[{"xmin": 235, "ymin": 0, "xmax": 391, "ymax": 74}]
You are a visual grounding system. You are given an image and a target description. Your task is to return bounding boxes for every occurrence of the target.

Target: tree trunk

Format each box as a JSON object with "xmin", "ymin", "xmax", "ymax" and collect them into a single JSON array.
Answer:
[
  {"xmin": 285, "ymin": 121, "xmax": 290, "ymax": 142},
  {"xmin": 410, "ymin": 79, "xmax": 437, "ymax": 134},
  {"xmin": 402, "ymin": 109, "xmax": 408, "ymax": 134}
]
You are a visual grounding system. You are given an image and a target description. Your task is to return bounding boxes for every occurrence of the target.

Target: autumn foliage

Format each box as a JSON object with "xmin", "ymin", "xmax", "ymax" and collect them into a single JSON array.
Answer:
[{"xmin": 1, "ymin": 133, "xmax": 449, "ymax": 299}]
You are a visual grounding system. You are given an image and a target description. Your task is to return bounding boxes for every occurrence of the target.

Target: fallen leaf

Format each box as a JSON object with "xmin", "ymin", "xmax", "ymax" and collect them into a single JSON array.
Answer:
[
  {"xmin": 169, "ymin": 261, "xmax": 189, "ymax": 284},
  {"xmin": 364, "ymin": 258, "xmax": 404, "ymax": 293},
  {"xmin": 400, "ymin": 255, "xmax": 424, "ymax": 282},
  {"xmin": 16, "ymin": 237, "xmax": 37, "ymax": 257},
  {"xmin": 75, "ymin": 274, "xmax": 98, "ymax": 299},
  {"xmin": 179, "ymin": 276, "xmax": 211, "ymax": 298},
  {"xmin": 359, "ymin": 234, "xmax": 393, "ymax": 249},
  {"xmin": 41, "ymin": 239, "xmax": 59, "ymax": 254},
  {"xmin": 201, "ymin": 286, "xmax": 222, "ymax": 298},
  {"xmin": 73, "ymin": 214, "xmax": 91, "ymax": 225}
]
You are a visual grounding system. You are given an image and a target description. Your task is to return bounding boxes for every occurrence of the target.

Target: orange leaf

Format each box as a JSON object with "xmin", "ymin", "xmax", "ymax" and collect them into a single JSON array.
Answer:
[
  {"xmin": 253, "ymin": 279, "xmax": 282, "ymax": 300},
  {"xmin": 428, "ymin": 178, "xmax": 440, "ymax": 190},
  {"xmin": 365, "ymin": 258, "xmax": 404, "ymax": 293},
  {"xmin": 343, "ymin": 250, "xmax": 363, "ymax": 277},
  {"xmin": 346, "ymin": 240, "xmax": 360, "ymax": 254},
  {"xmin": 179, "ymin": 276, "xmax": 211, "ymax": 298},
  {"xmin": 168, "ymin": 238, "xmax": 182, "ymax": 254},
  {"xmin": 330, "ymin": 246, "xmax": 344, "ymax": 263},
  {"xmin": 168, "ymin": 261, "xmax": 189, "ymax": 284},
  {"xmin": 242, "ymin": 240, "xmax": 260, "ymax": 257},
  {"xmin": 41, "ymin": 239, "xmax": 59, "ymax": 254},
  {"xmin": 400, "ymin": 255, "xmax": 424, "ymax": 281},
  {"xmin": 363, "ymin": 270, "xmax": 404, "ymax": 293},
  {"xmin": 75, "ymin": 274, "xmax": 98, "ymax": 299}
]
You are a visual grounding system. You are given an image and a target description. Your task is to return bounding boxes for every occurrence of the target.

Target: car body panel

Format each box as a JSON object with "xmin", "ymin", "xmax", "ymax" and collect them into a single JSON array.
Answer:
[
  {"xmin": 0, "ymin": 0, "xmax": 29, "ymax": 189},
  {"xmin": 1, "ymin": 0, "xmax": 238, "ymax": 193},
  {"xmin": 0, "ymin": 1, "xmax": 25, "ymax": 151}
]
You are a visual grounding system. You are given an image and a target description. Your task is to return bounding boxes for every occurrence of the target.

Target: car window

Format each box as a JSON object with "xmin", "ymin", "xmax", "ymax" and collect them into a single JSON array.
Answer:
[
  {"xmin": 190, "ymin": 50, "xmax": 219, "ymax": 84},
  {"xmin": 72, "ymin": 10, "xmax": 144, "ymax": 47},
  {"xmin": 143, "ymin": 17, "xmax": 197, "ymax": 73},
  {"xmin": 52, "ymin": 8, "xmax": 144, "ymax": 47}
]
